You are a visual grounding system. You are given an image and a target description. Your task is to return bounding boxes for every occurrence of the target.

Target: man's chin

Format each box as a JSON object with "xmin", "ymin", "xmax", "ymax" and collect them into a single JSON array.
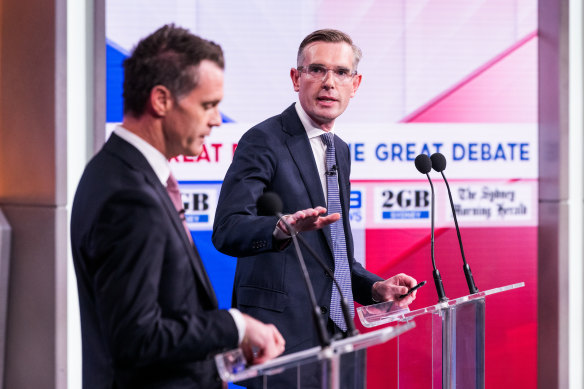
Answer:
[
  {"xmin": 313, "ymin": 112, "xmax": 339, "ymax": 126},
  {"xmin": 186, "ymin": 143, "xmax": 205, "ymax": 158},
  {"xmin": 314, "ymin": 106, "xmax": 344, "ymax": 120}
]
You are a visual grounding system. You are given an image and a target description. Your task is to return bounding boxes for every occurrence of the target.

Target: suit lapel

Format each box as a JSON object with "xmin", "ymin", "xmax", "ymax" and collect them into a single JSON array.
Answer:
[
  {"xmin": 105, "ymin": 134, "xmax": 218, "ymax": 305},
  {"xmin": 281, "ymin": 106, "xmax": 334, "ymax": 252},
  {"xmin": 151, "ymin": 176, "xmax": 218, "ymax": 305},
  {"xmin": 334, "ymin": 135, "xmax": 350, "ymax": 211}
]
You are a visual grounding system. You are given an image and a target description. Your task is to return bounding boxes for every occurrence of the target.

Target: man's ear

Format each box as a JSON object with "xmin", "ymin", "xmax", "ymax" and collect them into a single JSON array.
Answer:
[
  {"xmin": 149, "ymin": 85, "xmax": 173, "ymax": 117},
  {"xmin": 290, "ymin": 68, "xmax": 301, "ymax": 92},
  {"xmin": 349, "ymin": 73, "xmax": 362, "ymax": 98}
]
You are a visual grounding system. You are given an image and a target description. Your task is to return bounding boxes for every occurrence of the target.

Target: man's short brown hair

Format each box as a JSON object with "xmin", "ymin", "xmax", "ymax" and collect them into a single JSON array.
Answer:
[
  {"xmin": 297, "ymin": 29, "xmax": 362, "ymax": 70},
  {"xmin": 123, "ymin": 24, "xmax": 224, "ymax": 116}
]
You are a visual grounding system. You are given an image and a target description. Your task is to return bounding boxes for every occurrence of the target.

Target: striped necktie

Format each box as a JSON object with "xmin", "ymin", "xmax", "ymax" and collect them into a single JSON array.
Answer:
[{"xmin": 320, "ymin": 132, "xmax": 353, "ymax": 331}]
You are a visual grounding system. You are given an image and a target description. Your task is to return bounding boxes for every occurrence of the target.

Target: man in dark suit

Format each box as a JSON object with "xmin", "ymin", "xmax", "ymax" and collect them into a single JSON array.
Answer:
[
  {"xmin": 212, "ymin": 29, "xmax": 418, "ymax": 388},
  {"xmin": 71, "ymin": 25, "xmax": 284, "ymax": 389}
]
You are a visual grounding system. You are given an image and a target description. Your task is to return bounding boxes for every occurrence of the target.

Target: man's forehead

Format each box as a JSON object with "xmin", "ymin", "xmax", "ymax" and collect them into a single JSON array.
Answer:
[{"xmin": 302, "ymin": 41, "xmax": 354, "ymax": 66}]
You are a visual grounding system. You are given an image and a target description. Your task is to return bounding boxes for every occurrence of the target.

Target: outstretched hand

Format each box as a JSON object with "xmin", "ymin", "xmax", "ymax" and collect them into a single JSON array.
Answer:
[{"xmin": 277, "ymin": 207, "xmax": 340, "ymax": 234}]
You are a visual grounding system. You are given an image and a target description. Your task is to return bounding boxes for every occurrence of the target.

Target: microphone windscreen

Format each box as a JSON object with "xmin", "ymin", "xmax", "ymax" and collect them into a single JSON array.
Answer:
[
  {"xmin": 415, "ymin": 154, "xmax": 432, "ymax": 174},
  {"xmin": 256, "ymin": 192, "xmax": 283, "ymax": 216},
  {"xmin": 430, "ymin": 153, "xmax": 447, "ymax": 172}
]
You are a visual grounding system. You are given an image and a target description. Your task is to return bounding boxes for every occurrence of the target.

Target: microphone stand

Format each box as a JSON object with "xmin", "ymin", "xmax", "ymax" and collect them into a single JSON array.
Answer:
[
  {"xmin": 440, "ymin": 170, "xmax": 479, "ymax": 294},
  {"xmin": 415, "ymin": 154, "xmax": 448, "ymax": 303},
  {"xmin": 426, "ymin": 172, "xmax": 448, "ymax": 302},
  {"xmin": 294, "ymin": 233, "xmax": 358, "ymax": 337},
  {"xmin": 278, "ymin": 216, "xmax": 331, "ymax": 348}
]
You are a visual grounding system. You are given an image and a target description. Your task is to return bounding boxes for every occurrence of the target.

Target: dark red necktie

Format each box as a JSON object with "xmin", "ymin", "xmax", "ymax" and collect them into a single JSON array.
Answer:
[{"xmin": 166, "ymin": 173, "xmax": 193, "ymax": 244}]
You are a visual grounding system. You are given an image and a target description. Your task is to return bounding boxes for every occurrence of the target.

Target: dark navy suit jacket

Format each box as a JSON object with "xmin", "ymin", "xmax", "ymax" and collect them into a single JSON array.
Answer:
[
  {"xmin": 71, "ymin": 134, "xmax": 238, "ymax": 389},
  {"xmin": 213, "ymin": 104, "xmax": 382, "ymax": 359}
]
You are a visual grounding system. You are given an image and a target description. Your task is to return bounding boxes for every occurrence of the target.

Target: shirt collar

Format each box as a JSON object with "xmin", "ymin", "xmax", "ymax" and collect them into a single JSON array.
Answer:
[
  {"xmin": 294, "ymin": 102, "xmax": 335, "ymax": 139},
  {"xmin": 113, "ymin": 125, "xmax": 170, "ymax": 185}
]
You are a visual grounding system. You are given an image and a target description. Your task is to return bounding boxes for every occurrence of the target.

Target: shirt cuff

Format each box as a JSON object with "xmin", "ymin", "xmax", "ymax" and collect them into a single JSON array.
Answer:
[
  {"xmin": 228, "ymin": 308, "xmax": 246, "ymax": 344},
  {"xmin": 371, "ymin": 281, "xmax": 382, "ymax": 303},
  {"xmin": 273, "ymin": 224, "xmax": 291, "ymax": 240}
]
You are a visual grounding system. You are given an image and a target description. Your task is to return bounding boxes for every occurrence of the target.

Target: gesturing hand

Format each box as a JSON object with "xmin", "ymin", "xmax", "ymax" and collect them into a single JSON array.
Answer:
[{"xmin": 278, "ymin": 207, "xmax": 340, "ymax": 234}]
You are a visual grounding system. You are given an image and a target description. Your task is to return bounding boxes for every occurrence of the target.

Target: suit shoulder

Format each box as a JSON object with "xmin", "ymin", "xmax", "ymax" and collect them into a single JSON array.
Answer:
[
  {"xmin": 79, "ymin": 150, "xmax": 140, "ymax": 188},
  {"xmin": 240, "ymin": 105, "xmax": 299, "ymax": 142},
  {"xmin": 74, "ymin": 148, "xmax": 160, "ymax": 216}
]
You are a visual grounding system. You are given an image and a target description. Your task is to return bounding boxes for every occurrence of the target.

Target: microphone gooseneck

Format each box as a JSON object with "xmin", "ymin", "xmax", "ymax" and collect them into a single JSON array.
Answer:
[
  {"xmin": 257, "ymin": 192, "xmax": 357, "ymax": 338},
  {"xmin": 415, "ymin": 154, "xmax": 448, "ymax": 302},
  {"xmin": 294, "ymin": 234, "xmax": 357, "ymax": 337},
  {"xmin": 414, "ymin": 154, "xmax": 436, "ymax": 271},
  {"xmin": 256, "ymin": 192, "xmax": 331, "ymax": 347},
  {"xmin": 430, "ymin": 153, "xmax": 479, "ymax": 294}
]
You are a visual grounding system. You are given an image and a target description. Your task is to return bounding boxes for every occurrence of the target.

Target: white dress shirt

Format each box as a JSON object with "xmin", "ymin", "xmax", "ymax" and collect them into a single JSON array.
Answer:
[{"xmin": 294, "ymin": 102, "xmax": 335, "ymax": 206}]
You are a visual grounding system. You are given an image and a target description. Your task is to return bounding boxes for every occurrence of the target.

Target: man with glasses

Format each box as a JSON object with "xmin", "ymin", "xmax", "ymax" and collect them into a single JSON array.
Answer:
[{"xmin": 213, "ymin": 29, "xmax": 417, "ymax": 388}]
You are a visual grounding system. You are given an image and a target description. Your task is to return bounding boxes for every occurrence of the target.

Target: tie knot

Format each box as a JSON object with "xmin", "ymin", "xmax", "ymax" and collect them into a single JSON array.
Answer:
[{"xmin": 320, "ymin": 132, "xmax": 334, "ymax": 148}]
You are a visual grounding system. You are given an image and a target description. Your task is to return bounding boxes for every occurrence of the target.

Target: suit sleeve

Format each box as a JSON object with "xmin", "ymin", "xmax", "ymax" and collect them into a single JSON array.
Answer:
[
  {"xmin": 351, "ymin": 263, "xmax": 383, "ymax": 305},
  {"xmin": 89, "ymin": 189, "xmax": 238, "ymax": 367},
  {"xmin": 212, "ymin": 129, "xmax": 283, "ymax": 257}
]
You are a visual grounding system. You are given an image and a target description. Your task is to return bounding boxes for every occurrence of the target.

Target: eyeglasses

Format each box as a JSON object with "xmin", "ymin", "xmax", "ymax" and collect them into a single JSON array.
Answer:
[{"xmin": 297, "ymin": 64, "xmax": 357, "ymax": 84}]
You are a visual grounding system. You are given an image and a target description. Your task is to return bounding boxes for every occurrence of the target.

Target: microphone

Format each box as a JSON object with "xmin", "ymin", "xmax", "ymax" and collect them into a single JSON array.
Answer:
[
  {"xmin": 325, "ymin": 165, "xmax": 337, "ymax": 176},
  {"xmin": 256, "ymin": 191, "xmax": 283, "ymax": 217},
  {"xmin": 415, "ymin": 154, "xmax": 448, "ymax": 302},
  {"xmin": 256, "ymin": 193, "xmax": 331, "ymax": 347},
  {"xmin": 430, "ymin": 153, "xmax": 479, "ymax": 294},
  {"xmin": 257, "ymin": 192, "xmax": 357, "ymax": 337}
]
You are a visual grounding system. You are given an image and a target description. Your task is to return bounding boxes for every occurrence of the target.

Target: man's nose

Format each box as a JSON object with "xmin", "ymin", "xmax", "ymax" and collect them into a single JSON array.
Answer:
[
  {"xmin": 322, "ymin": 69, "xmax": 336, "ymax": 88},
  {"xmin": 210, "ymin": 107, "xmax": 222, "ymax": 127}
]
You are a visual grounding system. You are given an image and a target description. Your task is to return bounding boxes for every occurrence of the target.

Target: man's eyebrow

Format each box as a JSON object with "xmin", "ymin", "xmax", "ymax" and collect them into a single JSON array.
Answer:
[{"xmin": 308, "ymin": 63, "xmax": 351, "ymax": 70}]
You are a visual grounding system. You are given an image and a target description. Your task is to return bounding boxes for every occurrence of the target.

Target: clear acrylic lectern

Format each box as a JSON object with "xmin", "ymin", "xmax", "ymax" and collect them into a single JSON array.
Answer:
[
  {"xmin": 215, "ymin": 321, "xmax": 415, "ymax": 389},
  {"xmin": 357, "ymin": 282, "xmax": 524, "ymax": 389}
]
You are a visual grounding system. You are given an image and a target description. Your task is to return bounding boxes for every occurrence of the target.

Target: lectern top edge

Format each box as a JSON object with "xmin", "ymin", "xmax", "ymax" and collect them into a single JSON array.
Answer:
[
  {"xmin": 215, "ymin": 321, "xmax": 416, "ymax": 383},
  {"xmin": 357, "ymin": 282, "xmax": 525, "ymax": 328}
]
